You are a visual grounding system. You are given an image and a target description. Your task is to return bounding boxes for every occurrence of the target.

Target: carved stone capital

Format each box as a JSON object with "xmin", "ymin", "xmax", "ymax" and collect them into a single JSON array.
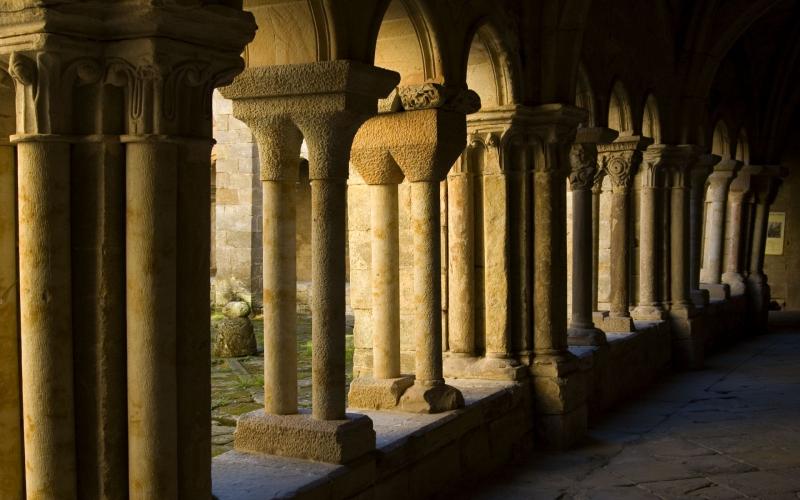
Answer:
[
  {"xmin": 599, "ymin": 149, "xmax": 640, "ymax": 192},
  {"xmin": 568, "ymin": 143, "xmax": 598, "ymax": 191},
  {"xmin": 397, "ymin": 83, "xmax": 481, "ymax": 114}
]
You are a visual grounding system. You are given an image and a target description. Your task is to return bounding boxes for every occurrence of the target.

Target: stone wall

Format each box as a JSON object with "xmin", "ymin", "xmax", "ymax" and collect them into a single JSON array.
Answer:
[
  {"xmin": 211, "ymin": 90, "xmax": 315, "ymax": 310},
  {"xmin": 764, "ymin": 132, "xmax": 800, "ymax": 309}
]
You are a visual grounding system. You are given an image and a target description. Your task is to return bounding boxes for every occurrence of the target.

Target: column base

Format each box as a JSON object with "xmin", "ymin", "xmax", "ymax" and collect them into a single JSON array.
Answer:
[
  {"xmin": 631, "ymin": 305, "xmax": 667, "ymax": 321},
  {"xmin": 530, "ymin": 353, "xmax": 587, "ymax": 449},
  {"xmin": 347, "ymin": 375, "xmax": 414, "ymax": 410},
  {"xmin": 567, "ymin": 326, "xmax": 607, "ymax": 346},
  {"xmin": 234, "ymin": 410, "xmax": 375, "ymax": 464},
  {"xmin": 721, "ymin": 272, "xmax": 747, "ymax": 295},
  {"xmin": 700, "ymin": 282, "xmax": 730, "ymax": 300},
  {"xmin": 592, "ymin": 310, "xmax": 609, "ymax": 324},
  {"xmin": 398, "ymin": 382, "xmax": 465, "ymax": 414},
  {"xmin": 691, "ymin": 288, "xmax": 710, "ymax": 308},
  {"xmin": 443, "ymin": 353, "xmax": 527, "ymax": 381},
  {"xmin": 668, "ymin": 312, "xmax": 706, "ymax": 370},
  {"xmin": 602, "ymin": 314, "xmax": 636, "ymax": 332}
]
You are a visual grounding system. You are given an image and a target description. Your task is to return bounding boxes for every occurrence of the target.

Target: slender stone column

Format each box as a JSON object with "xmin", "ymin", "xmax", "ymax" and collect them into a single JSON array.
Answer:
[
  {"xmin": 447, "ymin": 162, "xmax": 476, "ymax": 355},
  {"xmin": 568, "ymin": 127, "xmax": 616, "ymax": 345},
  {"xmin": 689, "ymin": 154, "xmax": 720, "ymax": 306},
  {"xmin": 224, "ymin": 61, "xmax": 397, "ymax": 463},
  {"xmin": 349, "ymin": 122, "xmax": 413, "ymax": 409},
  {"xmin": 722, "ymin": 170, "xmax": 752, "ymax": 295},
  {"xmin": 390, "ymin": 98, "xmax": 473, "ymax": 412},
  {"xmin": 745, "ymin": 167, "xmax": 784, "ymax": 334},
  {"xmin": 669, "ymin": 146, "xmax": 697, "ymax": 315},
  {"xmin": 591, "ymin": 172, "xmax": 604, "ymax": 314},
  {"xmin": 660, "ymin": 168, "xmax": 672, "ymax": 310},
  {"xmin": 253, "ymin": 122, "xmax": 304, "ymax": 415},
  {"xmin": 14, "ymin": 136, "xmax": 77, "ymax": 499},
  {"xmin": 529, "ymin": 104, "xmax": 588, "ymax": 449},
  {"xmin": 0, "ymin": 136, "xmax": 23, "ymax": 499},
  {"xmin": 597, "ymin": 136, "xmax": 651, "ymax": 332},
  {"xmin": 700, "ymin": 160, "xmax": 741, "ymax": 299},
  {"xmin": 632, "ymin": 146, "xmax": 671, "ymax": 321}
]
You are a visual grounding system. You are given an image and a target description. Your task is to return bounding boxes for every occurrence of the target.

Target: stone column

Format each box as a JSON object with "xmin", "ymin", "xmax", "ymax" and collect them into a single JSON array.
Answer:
[
  {"xmin": 700, "ymin": 160, "xmax": 741, "ymax": 299},
  {"xmin": 223, "ymin": 61, "xmax": 398, "ymax": 463},
  {"xmin": 689, "ymin": 154, "xmax": 720, "ymax": 307},
  {"xmin": 669, "ymin": 146, "xmax": 698, "ymax": 316},
  {"xmin": 591, "ymin": 171, "xmax": 605, "ymax": 315},
  {"xmin": 0, "ymin": 108, "xmax": 23, "ymax": 499},
  {"xmin": 568, "ymin": 127, "xmax": 616, "ymax": 345},
  {"xmin": 349, "ymin": 120, "xmax": 414, "ymax": 409},
  {"xmin": 390, "ymin": 86, "xmax": 477, "ymax": 413},
  {"xmin": 446, "ymin": 152, "xmax": 476, "ymax": 356},
  {"xmin": 529, "ymin": 104, "xmax": 588, "ymax": 449},
  {"xmin": 597, "ymin": 136, "xmax": 651, "ymax": 332},
  {"xmin": 632, "ymin": 145, "xmax": 671, "ymax": 321},
  {"xmin": 745, "ymin": 167, "xmax": 784, "ymax": 334},
  {"xmin": 722, "ymin": 169, "xmax": 753, "ymax": 296}
]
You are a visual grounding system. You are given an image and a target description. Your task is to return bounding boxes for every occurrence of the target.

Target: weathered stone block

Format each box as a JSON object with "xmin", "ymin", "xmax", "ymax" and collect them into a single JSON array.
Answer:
[
  {"xmin": 234, "ymin": 410, "xmax": 375, "ymax": 464},
  {"xmin": 348, "ymin": 376, "xmax": 414, "ymax": 410}
]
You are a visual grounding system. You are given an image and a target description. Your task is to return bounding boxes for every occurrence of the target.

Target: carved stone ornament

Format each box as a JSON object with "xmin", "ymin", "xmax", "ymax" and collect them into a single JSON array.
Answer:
[
  {"xmin": 397, "ymin": 82, "xmax": 481, "ymax": 114},
  {"xmin": 568, "ymin": 143, "xmax": 598, "ymax": 191},
  {"xmin": 600, "ymin": 149, "xmax": 640, "ymax": 192}
]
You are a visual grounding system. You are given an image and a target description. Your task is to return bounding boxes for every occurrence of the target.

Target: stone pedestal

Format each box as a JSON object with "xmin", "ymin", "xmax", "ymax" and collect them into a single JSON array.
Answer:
[
  {"xmin": 234, "ymin": 411, "xmax": 376, "ymax": 464},
  {"xmin": 529, "ymin": 104, "xmax": 589, "ymax": 448}
]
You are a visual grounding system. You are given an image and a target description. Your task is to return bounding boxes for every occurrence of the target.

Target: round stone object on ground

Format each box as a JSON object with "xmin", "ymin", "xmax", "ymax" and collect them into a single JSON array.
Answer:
[
  {"xmin": 223, "ymin": 300, "xmax": 251, "ymax": 318},
  {"xmin": 213, "ymin": 317, "xmax": 257, "ymax": 358}
]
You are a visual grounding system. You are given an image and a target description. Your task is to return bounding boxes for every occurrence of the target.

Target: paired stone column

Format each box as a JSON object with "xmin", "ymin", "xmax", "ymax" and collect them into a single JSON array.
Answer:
[
  {"xmin": 442, "ymin": 108, "xmax": 527, "ymax": 380},
  {"xmin": 632, "ymin": 145, "xmax": 672, "ymax": 321},
  {"xmin": 597, "ymin": 136, "xmax": 652, "ymax": 332},
  {"xmin": 222, "ymin": 62, "xmax": 399, "ymax": 462},
  {"xmin": 568, "ymin": 127, "xmax": 617, "ymax": 345},
  {"xmin": 669, "ymin": 146, "xmax": 700, "ymax": 316},
  {"xmin": 348, "ymin": 116, "xmax": 414, "ymax": 409},
  {"xmin": 689, "ymin": 154, "xmax": 721, "ymax": 307},
  {"xmin": 745, "ymin": 166, "xmax": 785, "ymax": 334},
  {"xmin": 722, "ymin": 168, "xmax": 754, "ymax": 296},
  {"xmin": 700, "ymin": 160, "xmax": 742, "ymax": 299},
  {"xmin": 389, "ymin": 85, "xmax": 478, "ymax": 412},
  {"xmin": 529, "ymin": 104, "xmax": 589, "ymax": 449}
]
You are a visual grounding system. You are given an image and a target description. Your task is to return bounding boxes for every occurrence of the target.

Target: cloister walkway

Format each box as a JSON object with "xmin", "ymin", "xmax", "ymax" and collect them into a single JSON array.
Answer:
[{"xmin": 470, "ymin": 313, "xmax": 800, "ymax": 499}]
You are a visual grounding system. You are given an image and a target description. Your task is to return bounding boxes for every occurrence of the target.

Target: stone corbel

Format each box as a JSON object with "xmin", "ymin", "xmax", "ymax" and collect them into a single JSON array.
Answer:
[{"xmin": 397, "ymin": 82, "xmax": 481, "ymax": 114}]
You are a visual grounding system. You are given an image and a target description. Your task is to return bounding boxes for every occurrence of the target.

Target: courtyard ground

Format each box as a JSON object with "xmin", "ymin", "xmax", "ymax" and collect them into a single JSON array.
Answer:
[
  {"xmin": 468, "ymin": 312, "xmax": 800, "ymax": 499},
  {"xmin": 210, "ymin": 312, "xmax": 354, "ymax": 456}
]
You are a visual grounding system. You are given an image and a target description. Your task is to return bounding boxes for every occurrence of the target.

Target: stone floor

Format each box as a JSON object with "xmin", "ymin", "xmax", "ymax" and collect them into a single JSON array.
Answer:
[
  {"xmin": 210, "ymin": 312, "xmax": 354, "ymax": 456},
  {"xmin": 470, "ymin": 314, "xmax": 800, "ymax": 500}
]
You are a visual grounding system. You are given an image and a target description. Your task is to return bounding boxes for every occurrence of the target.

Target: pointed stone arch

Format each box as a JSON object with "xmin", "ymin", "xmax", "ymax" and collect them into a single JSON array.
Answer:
[
  {"xmin": 712, "ymin": 120, "xmax": 732, "ymax": 160},
  {"xmin": 642, "ymin": 94, "xmax": 661, "ymax": 144},
  {"xmin": 575, "ymin": 63, "xmax": 596, "ymax": 127},
  {"xmin": 464, "ymin": 20, "xmax": 520, "ymax": 108},
  {"xmin": 608, "ymin": 80, "xmax": 633, "ymax": 135}
]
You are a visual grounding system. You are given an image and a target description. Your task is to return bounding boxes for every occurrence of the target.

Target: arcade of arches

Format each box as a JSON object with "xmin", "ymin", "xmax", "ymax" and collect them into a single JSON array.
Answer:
[{"xmin": 0, "ymin": 0, "xmax": 799, "ymax": 498}]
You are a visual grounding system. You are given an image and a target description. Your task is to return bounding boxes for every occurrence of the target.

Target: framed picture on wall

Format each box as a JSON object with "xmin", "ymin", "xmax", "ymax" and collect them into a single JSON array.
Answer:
[{"xmin": 765, "ymin": 212, "xmax": 786, "ymax": 256}]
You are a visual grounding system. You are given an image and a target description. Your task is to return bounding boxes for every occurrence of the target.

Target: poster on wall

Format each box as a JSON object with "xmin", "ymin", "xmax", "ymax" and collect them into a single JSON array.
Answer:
[{"xmin": 765, "ymin": 212, "xmax": 786, "ymax": 256}]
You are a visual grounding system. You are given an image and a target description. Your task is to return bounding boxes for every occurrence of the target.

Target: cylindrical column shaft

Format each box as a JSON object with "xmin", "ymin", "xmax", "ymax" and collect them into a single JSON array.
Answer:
[
  {"xmin": 126, "ymin": 138, "xmax": 178, "ymax": 499},
  {"xmin": 263, "ymin": 180, "xmax": 298, "ymax": 414},
  {"xmin": 689, "ymin": 174, "xmax": 707, "ymax": 290},
  {"xmin": 671, "ymin": 171, "xmax": 692, "ymax": 309},
  {"xmin": 750, "ymin": 201, "xmax": 768, "ymax": 274},
  {"xmin": 17, "ymin": 139, "xmax": 78, "ymax": 499},
  {"xmin": 533, "ymin": 160, "xmax": 568, "ymax": 354},
  {"xmin": 635, "ymin": 181, "xmax": 662, "ymax": 315},
  {"xmin": 570, "ymin": 188, "xmax": 594, "ymax": 328},
  {"xmin": 700, "ymin": 185, "xmax": 728, "ymax": 284},
  {"xmin": 591, "ymin": 183, "xmax": 602, "ymax": 311},
  {"xmin": 412, "ymin": 181, "xmax": 445, "ymax": 384},
  {"xmin": 609, "ymin": 190, "xmax": 631, "ymax": 318},
  {"xmin": 724, "ymin": 194, "xmax": 745, "ymax": 275},
  {"xmin": 311, "ymin": 178, "xmax": 348, "ymax": 420},
  {"xmin": 371, "ymin": 183, "xmax": 401, "ymax": 379},
  {"xmin": 447, "ymin": 172, "xmax": 475, "ymax": 355}
]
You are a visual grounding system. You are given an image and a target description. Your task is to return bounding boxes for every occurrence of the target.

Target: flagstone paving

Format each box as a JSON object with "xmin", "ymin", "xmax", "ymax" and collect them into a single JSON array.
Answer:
[
  {"xmin": 210, "ymin": 312, "xmax": 354, "ymax": 457},
  {"xmin": 470, "ymin": 316, "xmax": 800, "ymax": 499}
]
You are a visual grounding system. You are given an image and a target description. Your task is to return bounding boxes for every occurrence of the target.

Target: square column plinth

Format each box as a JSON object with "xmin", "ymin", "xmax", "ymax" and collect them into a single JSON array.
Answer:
[
  {"xmin": 234, "ymin": 410, "xmax": 375, "ymax": 464},
  {"xmin": 530, "ymin": 355, "xmax": 587, "ymax": 449},
  {"xmin": 347, "ymin": 376, "xmax": 414, "ymax": 410}
]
